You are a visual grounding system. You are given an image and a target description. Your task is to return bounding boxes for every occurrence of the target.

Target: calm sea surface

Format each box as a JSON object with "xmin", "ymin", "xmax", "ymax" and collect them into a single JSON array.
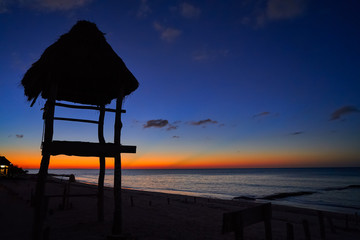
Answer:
[{"xmin": 27, "ymin": 168, "xmax": 360, "ymax": 214}]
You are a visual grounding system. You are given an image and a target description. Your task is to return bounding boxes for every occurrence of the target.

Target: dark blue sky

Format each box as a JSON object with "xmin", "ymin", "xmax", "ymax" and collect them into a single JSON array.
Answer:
[{"xmin": 1, "ymin": 0, "xmax": 359, "ymax": 168}]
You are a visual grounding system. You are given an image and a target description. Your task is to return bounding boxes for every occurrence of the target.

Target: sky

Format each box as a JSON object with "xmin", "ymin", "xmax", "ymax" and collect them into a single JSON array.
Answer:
[{"xmin": 0, "ymin": 0, "xmax": 360, "ymax": 169}]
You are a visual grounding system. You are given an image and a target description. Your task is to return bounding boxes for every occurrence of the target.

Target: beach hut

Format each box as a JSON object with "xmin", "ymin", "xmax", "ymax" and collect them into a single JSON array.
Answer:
[
  {"xmin": 21, "ymin": 20, "xmax": 138, "ymax": 239},
  {"xmin": 0, "ymin": 156, "xmax": 12, "ymax": 177}
]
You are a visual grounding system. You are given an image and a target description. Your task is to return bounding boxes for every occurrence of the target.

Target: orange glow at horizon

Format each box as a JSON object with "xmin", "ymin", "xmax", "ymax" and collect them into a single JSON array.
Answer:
[{"xmin": 3, "ymin": 148, "xmax": 359, "ymax": 170}]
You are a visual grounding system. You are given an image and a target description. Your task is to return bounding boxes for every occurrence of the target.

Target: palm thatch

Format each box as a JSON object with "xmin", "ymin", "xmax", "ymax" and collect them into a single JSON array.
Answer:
[
  {"xmin": 0, "ymin": 156, "xmax": 12, "ymax": 166},
  {"xmin": 21, "ymin": 20, "xmax": 139, "ymax": 106}
]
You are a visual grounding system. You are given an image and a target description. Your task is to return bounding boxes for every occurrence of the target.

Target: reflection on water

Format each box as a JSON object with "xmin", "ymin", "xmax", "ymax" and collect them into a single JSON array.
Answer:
[{"xmin": 27, "ymin": 168, "xmax": 360, "ymax": 213}]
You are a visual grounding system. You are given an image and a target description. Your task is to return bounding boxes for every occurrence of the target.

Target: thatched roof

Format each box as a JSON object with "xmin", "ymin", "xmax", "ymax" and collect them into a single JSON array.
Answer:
[
  {"xmin": 0, "ymin": 156, "xmax": 12, "ymax": 166},
  {"xmin": 22, "ymin": 20, "xmax": 139, "ymax": 106}
]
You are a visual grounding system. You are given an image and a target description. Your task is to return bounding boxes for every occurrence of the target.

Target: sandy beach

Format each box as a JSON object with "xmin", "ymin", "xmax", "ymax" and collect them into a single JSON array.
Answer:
[{"xmin": 0, "ymin": 174, "xmax": 359, "ymax": 240}]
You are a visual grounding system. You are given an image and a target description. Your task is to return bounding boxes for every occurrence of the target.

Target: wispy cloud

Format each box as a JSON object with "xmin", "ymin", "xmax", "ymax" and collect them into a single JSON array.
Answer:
[
  {"xmin": 180, "ymin": 2, "xmax": 201, "ymax": 19},
  {"xmin": 153, "ymin": 22, "xmax": 182, "ymax": 42},
  {"xmin": 193, "ymin": 48, "xmax": 229, "ymax": 62},
  {"xmin": 166, "ymin": 125, "xmax": 178, "ymax": 131},
  {"xmin": 0, "ymin": 0, "xmax": 8, "ymax": 13},
  {"xmin": 242, "ymin": 0, "xmax": 307, "ymax": 28},
  {"xmin": 143, "ymin": 119, "xmax": 169, "ymax": 128},
  {"xmin": 172, "ymin": 135, "xmax": 180, "ymax": 139},
  {"xmin": 137, "ymin": 0, "xmax": 151, "ymax": 18},
  {"xmin": 143, "ymin": 119, "xmax": 179, "ymax": 131},
  {"xmin": 253, "ymin": 111, "xmax": 271, "ymax": 118},
  {"xmin": 189, "ymin": 119, "xmax": 218, "ymax": 126},
  {"xmin": 290, "ymin": 131, "xmax": 303, "ymax": 136},
  {"xmin": 1, "ymin": 0, "xmax": 93, "ymax": 12},
  {"xmin": 8, "ymin": 134, "xmax": 24, "ymax": 138},
  {"xmin": 267, "ymin": 0, "xmax": 306, "ymax": 20},
  {"xmin": 330, "ymin": 106, "xmax": 360, "ymax": 120}
]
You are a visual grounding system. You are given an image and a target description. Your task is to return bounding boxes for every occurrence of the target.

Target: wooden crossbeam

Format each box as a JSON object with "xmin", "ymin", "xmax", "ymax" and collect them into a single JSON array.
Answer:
[
  {"xmin": 42, "ymin": 141, "xmax": 136, "ymax": 157},
  {"xmin": 45, "ymin": 194, "xmax": 98, "ymax": 198},
  {"xmin": 55, "ymin": 102, "xmax": 126, "ymax": 113},
  {"xmin": 54, "ymin": 117, "xmax": 99, "ymax": 124}
]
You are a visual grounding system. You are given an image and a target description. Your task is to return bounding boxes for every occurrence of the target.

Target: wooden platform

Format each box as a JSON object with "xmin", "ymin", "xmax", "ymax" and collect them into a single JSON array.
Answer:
[{"xmin": 42, "ymin": 141, "xmax": 136, "ymax": 157}]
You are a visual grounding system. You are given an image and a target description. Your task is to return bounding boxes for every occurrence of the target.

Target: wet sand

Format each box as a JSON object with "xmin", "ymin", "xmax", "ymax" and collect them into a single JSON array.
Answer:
[{"xmin": 0, "ymin": 174, "xmax": 359, "ymax": 240}]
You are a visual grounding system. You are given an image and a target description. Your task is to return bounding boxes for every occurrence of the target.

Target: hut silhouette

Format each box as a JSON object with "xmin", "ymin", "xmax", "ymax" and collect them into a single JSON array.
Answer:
[
  {"xmin": 22, "ymin": 20, "xmax": 138, "ymax": 239},
  {"xmin": 0, "ymin": 156, "xmax": 13, "ymax": 177}
]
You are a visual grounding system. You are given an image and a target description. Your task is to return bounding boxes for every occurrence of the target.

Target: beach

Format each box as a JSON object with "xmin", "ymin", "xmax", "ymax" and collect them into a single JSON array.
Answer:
[{"xmin": 1, "ymin": 174, "xmax": 359, "ymax": 240}]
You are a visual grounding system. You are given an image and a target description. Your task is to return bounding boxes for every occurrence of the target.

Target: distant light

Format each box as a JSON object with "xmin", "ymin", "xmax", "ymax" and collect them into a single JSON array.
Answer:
[{"xmin": 0, "ymin": 165, "xmax": 8, "ymax": 168}]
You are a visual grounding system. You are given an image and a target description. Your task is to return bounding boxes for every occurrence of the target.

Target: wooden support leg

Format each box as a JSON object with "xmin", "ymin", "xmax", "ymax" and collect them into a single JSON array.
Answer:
[
  {"xmin": 33, "ymin": 96, "xmax": 55, "ymax": 240},
  {"xmin": 98, "ymin": 156, "xmax": 105, "ymax": 222},
  {"xmin": 32, "ymin": 154, "xmax": 50, "ymax": 240},
  {"xmin": 112, "ymin": 96, "xmax": 123, "ymax": 235},
  {"xmin": 98, "ymin": 105, "xmax": 105, "ymax": 222},
  {"xmin": 112, "ymin": 155, "xmax": 122, "ymax": 235}
]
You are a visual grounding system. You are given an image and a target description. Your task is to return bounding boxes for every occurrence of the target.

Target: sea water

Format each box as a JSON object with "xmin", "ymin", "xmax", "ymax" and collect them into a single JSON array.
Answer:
[{"xmin": 27, "ymin": 168, "xmax": 360, "ymax": 214}]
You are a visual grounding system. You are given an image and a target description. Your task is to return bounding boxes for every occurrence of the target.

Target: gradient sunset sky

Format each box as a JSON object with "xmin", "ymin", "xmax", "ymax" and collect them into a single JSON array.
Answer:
[{"xmin": 0, "ymin": 0, "xmax": 359, "ymax": 169}]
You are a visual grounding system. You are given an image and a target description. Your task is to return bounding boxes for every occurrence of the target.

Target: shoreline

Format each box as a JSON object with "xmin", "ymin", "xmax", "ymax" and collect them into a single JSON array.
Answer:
[
  {"xmin": 71, "ymin": 177, "xmax": 360, "ymax": 215},
  {"xmin": 1, "ymin": 174, "xmax": 359, "ymax": 239}
]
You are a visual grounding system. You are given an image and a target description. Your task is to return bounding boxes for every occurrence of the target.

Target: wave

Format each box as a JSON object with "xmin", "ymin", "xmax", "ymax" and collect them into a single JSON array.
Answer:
[
  {"xmin": 234, "ymin": 184, "xmax": 360, "ymax": 201},
  {"xmin": 322, "ymin": 184, "xmax": 360, "ymax": 191}
]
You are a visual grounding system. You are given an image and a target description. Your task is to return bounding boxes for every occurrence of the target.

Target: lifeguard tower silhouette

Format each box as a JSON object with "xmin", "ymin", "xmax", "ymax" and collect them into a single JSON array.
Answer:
[{"xmin": 21, "ymin": 21, "xmax": 139, "ymax": 239}]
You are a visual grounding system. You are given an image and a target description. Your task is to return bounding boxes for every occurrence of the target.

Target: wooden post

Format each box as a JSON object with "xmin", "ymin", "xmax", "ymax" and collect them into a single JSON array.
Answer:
[
  {"xmin": 327, "ymin": 216, "xmax": 336, "ymax": 233},
  {"xmin": 112, "ymin": 96, "xmax": 123, "ymax": 235},
  {"xmin": 222, "ymin": 203, "xmax": 272, "ymax": 240},
  {"xmin": 302, "ymin": 219, "xmax": 311, "ymax": 240},
  {"xmin": 98, "ymin": 105, "xmax": 105, "ymax": 222},
  {"xmin": 286, "ymin": 223, "xmax": 294, "ymax": 240},
  {"xmin": 317, "ymin": 211, "xmax": 326, "ymax": 240},
  {"xmin": 32, "ymin": 92, "xmax": 56, "ymax": 240}
]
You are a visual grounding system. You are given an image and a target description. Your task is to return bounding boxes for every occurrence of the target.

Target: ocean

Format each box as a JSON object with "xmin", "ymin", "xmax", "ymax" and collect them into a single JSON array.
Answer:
[{"xmin": 27, "ymin": 168, "xmax": 360, "ymax": 214}]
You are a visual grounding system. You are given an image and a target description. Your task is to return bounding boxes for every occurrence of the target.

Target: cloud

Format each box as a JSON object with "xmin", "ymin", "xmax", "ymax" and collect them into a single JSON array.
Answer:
[
  {"xmin": 330, "ymin": 106, "xmax": 360, "ymax": 120},
  {"xmin": 193, "ymin": 49, "xmax": 229, "ymax": 62},
  {"xmin": 180, "ymin": 2, "xmax": 201, "ymax": 19},
  {"xmin": 16, "ymin": 134, "xmax": 24, "ymax": 138},
  {"xmin": 190, "ymin": 119, "xmax": 218, "ymax": 126},
  {"xmin": 137, "ymin": 0, "xmax": 151, "ymax": 18},
  {"xmin": 143, "ymin": 119, "xmax": 169, "ymax": 128},
  {"xmin": 290, "ymin": 131, "xmax": 303, "ymax": 135},
  {"xmin": 0, "ymin": 0, "xmax": 8, "ymax": 13},
  {"xmin": 242, "ymin": 0, "xmax": 307, "ymax": 28},
  {"xmin": 266, "ymin": 0, "xmax": 306, "ymax": 20},
  {"xmin": 172, "ymin": 135, "xmax": 180, "ymax": 139},
  {"xmin": 253, "ymin": 111, "xmax": 271, "ymax": 118},
  {"xmin": 166, "ymin": 125, "xmax": 178, "ymax": 131},
  {"xmin": 153, "ymin": 22, "xmax": 182, "ymax": 42},
  {"xmin": 0, "ymin": 0, "xmax": 92, "ymax": 12}
]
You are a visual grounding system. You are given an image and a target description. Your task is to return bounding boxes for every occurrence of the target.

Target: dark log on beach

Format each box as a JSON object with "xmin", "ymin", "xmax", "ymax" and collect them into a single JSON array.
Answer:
[
  {"xmin": 233, "ymin": 196, "xmax": 256, "ymax": 201},
  {"xmin": 260, "ymin": 191, "xmax": 316, "ymax": 200}
]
